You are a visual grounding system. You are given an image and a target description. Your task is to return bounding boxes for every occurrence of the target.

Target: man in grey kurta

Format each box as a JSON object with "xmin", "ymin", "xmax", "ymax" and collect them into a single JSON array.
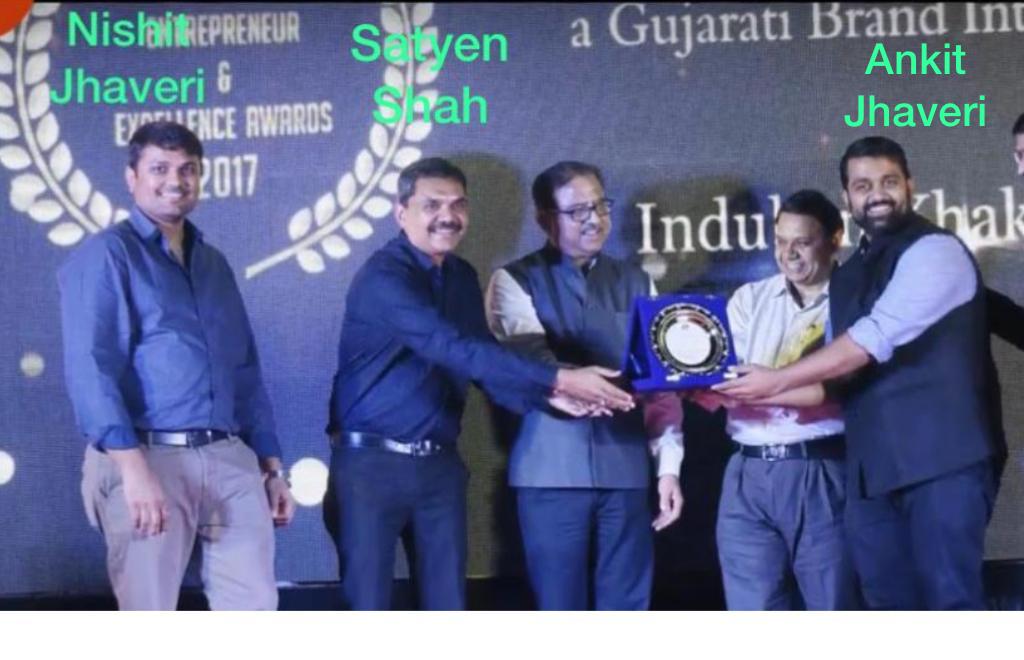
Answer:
[{"xmin": 485, "ymin": 161, "xmax": 683, "ymax": 610}]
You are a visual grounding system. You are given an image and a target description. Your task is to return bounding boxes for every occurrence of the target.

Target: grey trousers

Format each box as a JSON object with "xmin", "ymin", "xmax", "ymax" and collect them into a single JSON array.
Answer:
[
  {"xmin": 81, "ymin": 438, "xmax": 277, "ymax": 610},
  {"xmin": 716, "ymin": 452, "xmax": 857, "ymax": 610}
]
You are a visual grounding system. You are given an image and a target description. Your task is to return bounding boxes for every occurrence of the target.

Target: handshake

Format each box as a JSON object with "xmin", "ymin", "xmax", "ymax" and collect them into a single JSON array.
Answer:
[{"xmin": 548, "ymin": 366, "xmax": 636, "ymax": 417}]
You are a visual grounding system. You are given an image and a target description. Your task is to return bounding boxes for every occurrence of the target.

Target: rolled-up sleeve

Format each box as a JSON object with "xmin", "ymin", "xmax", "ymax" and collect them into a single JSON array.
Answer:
[
  {"xmin": 57, "ymin": 240, "xmax": 138, "ymax": 450},
  {"xmin": 847, "ymin": 235, "xmax": 977, "ymax": 363}
]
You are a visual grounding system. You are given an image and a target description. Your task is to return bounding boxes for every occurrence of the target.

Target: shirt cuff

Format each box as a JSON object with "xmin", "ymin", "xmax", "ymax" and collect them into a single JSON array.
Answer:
[
  {"xmin": 651, "ymin": 429, "xmax": 684, "ymax": 477},
  {"xmin": 534, "ymin": 362, "xmax": 559, "ymax": 390},
  {"xmin": 94, "ymin": 425, "xmax": 139, "ymax": 451},
  {"xmin": 847, "ymin": 317, "xmax": 894, "ymax": 363},
  {"xmin": 242, "ymin": 429, "xmax": 283, "ymax": 461}
]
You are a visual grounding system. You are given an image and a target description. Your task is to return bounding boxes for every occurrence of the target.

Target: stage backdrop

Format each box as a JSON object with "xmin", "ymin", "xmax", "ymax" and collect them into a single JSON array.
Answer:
[{"xmin": 1, "ymin": 2, "xmax": 1022, "ymax": 597}]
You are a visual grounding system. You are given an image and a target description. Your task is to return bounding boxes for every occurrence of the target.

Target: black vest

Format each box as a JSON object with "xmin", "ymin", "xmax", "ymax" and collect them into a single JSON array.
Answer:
[
  {"xmin": 503, "ymin": 246, "xmax": 651, "ymax": 488},
  {"xmin": 829, "ymin": 213, "xmax": 1005, "ymax": 497}
]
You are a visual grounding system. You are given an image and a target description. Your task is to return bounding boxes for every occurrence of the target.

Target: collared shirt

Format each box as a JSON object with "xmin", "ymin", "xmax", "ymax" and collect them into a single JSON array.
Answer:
[
  {"xmin": 726, "ymin": 272, "xmax": 844, "ymax": 445},
  {"xmin": 485, "ymin": 251, "xmax": 684, "ymax": 477},
  {"xmin": 328, "ymin": 232, "xmax": 557, "ymax": 445},
  {"xmin": 846, "ymin": 234, "xmax": 977, "ymax": 363},
  {"xmin": 57, "ymin": 207, "xmax": 281, "ymax": 458}
]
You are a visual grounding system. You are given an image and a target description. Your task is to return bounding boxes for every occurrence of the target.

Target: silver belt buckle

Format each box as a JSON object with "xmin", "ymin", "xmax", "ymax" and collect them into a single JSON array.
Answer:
[{"xmin": 762, "ymin": 444, "xmax": 787, "ymax": 462}]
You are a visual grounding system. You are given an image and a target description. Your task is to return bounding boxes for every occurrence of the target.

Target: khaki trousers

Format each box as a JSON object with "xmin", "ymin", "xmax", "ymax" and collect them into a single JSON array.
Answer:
[{"xmin": 81, "ymin": 437, "xmax": 277, "ymax": 610}]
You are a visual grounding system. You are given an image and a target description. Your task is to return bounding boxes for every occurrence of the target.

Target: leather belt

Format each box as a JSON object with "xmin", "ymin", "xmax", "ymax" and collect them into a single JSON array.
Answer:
[
  {"xmin": 137, "ymin": 429, "xmax": 231, "ymax": 448},
  {"xmin": 331, "ymin": 431, "xmax": 453, "ymax": 457},
  {"xmin": 737, "ymin": 434, "xmax": 845, "ymax": 461}
]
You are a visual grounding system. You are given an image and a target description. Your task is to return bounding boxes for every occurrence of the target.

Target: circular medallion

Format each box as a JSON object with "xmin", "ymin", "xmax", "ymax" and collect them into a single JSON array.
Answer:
[{"xmin": 649, "ymin": 303, "xmax": 729, "ymax": 376}]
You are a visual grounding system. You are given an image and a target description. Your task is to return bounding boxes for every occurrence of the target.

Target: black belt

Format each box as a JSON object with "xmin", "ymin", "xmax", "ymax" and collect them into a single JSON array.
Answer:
[
  {"xmin": 331, "ymin": 431, "xmax": 453, "ymax": 457},
  {"xmin": 737, "ymin": 434, "xmax": 845, "ymax": 461},
  {"xmin": 137, "ymin": 429, "xmax": 231, "ymax": 448}
]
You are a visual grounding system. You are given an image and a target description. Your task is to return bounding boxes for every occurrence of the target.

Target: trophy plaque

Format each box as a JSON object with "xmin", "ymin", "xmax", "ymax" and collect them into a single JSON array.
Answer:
[{"xmin": 623, "ymin": 294, "xmax": 736, "ymax": 392}]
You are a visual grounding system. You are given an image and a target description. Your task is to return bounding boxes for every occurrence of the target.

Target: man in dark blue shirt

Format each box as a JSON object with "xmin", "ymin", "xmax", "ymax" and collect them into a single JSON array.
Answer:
[
  {"xmin": 58, "ymin": 121, "xmax": 294, "ymax": 610},
  {"xmin": 324, "ymin": 157, "xmax": 634, "ymax": 610}
]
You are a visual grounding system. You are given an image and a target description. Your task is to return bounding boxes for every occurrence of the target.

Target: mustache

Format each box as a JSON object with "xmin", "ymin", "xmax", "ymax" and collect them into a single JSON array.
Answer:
[{"xmin": 428, "ymin": 220, "xmax": 464, "ymax": 233}]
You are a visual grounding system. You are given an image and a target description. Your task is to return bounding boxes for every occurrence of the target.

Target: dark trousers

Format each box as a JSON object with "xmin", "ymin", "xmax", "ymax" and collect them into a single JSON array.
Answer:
[
  {"xmin": 323, "ymin": 447, "xmax": 468, "ymax": 610},
  {"xmin": 516, "ymin": 487, "xmax": 653, "ymax": 610},
  {"xmin": 845, "ymin": 460, "xmax": 997, "ymax": 610},
  {"xmin": 716, "ymin": 453, "xmax": 857, "ymax": 610}
]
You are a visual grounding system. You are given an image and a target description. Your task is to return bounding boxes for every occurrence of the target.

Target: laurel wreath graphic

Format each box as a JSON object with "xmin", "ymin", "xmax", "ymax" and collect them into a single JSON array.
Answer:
[
  {"xmin": 244, "ymin": 2, "xmax": 438, "ymax": 278},
  {"xmin": 0, "ymin": 2, "xmax": 130, "ymax": 247},
  {"xmin": 0, "ymin": 2, "xmax": 437, "ymax": 265}
]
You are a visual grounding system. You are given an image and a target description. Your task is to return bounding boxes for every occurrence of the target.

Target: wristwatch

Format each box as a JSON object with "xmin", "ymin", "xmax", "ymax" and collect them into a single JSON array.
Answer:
[{"xmin": 264, "ymin": 468, "xmax": 290, "ymax": 487}]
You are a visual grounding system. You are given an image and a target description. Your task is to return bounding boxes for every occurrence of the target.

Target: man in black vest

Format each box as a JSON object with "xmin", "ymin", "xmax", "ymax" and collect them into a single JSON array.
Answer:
[
  {"xmin": 988, "ymin": 113, "xmax": 1024, "ymax": 347},
  {"xmin": 716, "ymin": 136, "xmax": 1006, "ymax": 610},
  {"xmin": 323, "ymin": 158, "xmax": 636, "ymax": 610},
  {"xmin": 485, "ymin": 161, "xmax": 684, "ymax": 609}
]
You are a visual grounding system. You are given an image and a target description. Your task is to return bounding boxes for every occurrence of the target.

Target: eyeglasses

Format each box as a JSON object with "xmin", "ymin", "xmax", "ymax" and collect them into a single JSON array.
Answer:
[{"xmin": 555, "ymin": 198, "xmax": 614, "ymax": 224}]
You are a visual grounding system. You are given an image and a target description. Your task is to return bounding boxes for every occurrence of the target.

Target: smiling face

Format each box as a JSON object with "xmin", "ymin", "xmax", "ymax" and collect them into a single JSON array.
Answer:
[
  {"xmin": 842, "ymin": 155, "xmax": 914, "ymax": 237},
  {"xmin": 774, "ymin": 211, "xmax": 839, "ymax": 289},
  {"xmin": 395, "ymin": 176, "xmax": 469, "ymax": 264},
  {"xmin": 125, "ymin": 145, "xmax": 201, "ymax": 226},
  {"xmin": 543, "ymin": 174, "xmax": 611, "ymax": 265}
]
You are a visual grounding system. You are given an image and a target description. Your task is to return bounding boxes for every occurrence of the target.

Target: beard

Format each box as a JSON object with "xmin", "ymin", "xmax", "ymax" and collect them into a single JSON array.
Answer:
[{"xmin": 852, "ymin": 199, "xmax": 911, "ymax": 238}]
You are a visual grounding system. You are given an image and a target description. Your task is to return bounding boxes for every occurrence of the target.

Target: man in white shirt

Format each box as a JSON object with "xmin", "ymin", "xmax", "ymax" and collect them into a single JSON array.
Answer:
[
  {"xmin": 716, "ymin": 137, "xmax": 1005, "ymax": 610},
  {"xmin": 695, "ymin": 189, "xmax": 856, "ymax": 610}
]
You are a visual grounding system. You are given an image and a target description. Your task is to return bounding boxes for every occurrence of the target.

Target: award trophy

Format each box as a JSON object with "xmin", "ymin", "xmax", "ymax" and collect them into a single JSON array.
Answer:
[{"xmin": 622, "ymin": 294, "xmax": 737, "ymax": 392}]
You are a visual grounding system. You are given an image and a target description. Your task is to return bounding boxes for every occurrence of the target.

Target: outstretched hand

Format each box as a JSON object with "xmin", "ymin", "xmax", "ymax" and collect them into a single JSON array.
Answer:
[
  {"xmin": 554, "ymin": 366, "xmax": 635, "ymax": 411},
  {"xmin": 548, "ymin": 393, "xmax": 614, "ymax": 418},
  {"xmin": 712, "ymin": 364, "xmax": 788, "ymax": 400}
]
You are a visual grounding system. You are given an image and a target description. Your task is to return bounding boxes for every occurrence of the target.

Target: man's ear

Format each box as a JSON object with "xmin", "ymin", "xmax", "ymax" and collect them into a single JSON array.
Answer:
[
  {"xmin": 125, "ymin": 165, "xmax": 137, "ymax": 193},
  {"xmin": 394, "ymin": 201, "xmax": 406, "ymax": 229},
  {"xmin": 537, "ymin": 209, "xmax": 558, "ymax": 246}
]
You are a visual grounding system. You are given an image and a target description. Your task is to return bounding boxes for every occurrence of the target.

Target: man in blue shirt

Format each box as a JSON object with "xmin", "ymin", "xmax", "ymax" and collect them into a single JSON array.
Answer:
[
  {"xmin": 324, "ymin": 157, "xmax": 635, "ymax": 610},
  {"xmin": 58, "ymin": 121, "xmax": 294, "ymax": 610}
]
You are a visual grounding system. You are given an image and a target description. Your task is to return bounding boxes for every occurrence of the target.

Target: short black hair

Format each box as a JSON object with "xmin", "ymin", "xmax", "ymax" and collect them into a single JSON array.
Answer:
[
  {"xmin": 532, "ymin": 161, "xmax": 605, "ymax": 211},
  {"xmin": 128, "ymin": 121, "xmax": 203, "ymax": 170},
  {"xmin": 777, "ymin": 189, "xmax": 843, "ymax": 237},
  {"xmin": 1013, "ymin": 112, "xmax": 1024, "ymax": 136},
  {"xmin": 397, "ymin": 157, "xmax": 467, "ymax": 206},
  {"xmin": 839, "ymin": 136, "xmax": 910, "ymax": 188}
]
